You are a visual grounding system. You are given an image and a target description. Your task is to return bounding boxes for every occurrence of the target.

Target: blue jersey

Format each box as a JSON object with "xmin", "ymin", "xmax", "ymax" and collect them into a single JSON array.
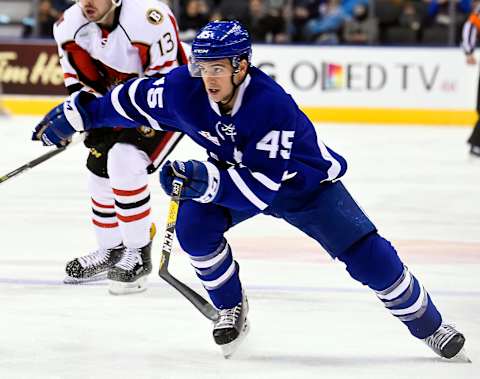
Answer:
[{"xmin": 87, "ymin": 65, "xmax": 347, "ymax": 212}]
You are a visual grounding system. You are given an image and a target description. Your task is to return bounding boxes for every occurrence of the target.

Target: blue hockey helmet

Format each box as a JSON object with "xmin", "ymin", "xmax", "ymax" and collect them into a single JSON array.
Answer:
[{"xmin": 189, "ymin": 20, "xmax": 252, "ymax": 77}]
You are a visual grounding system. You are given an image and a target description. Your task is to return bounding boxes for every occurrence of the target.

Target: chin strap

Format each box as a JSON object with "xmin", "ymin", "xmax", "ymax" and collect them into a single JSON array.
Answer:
[{"xmin": 216, "ymin": 66, "xmax": 249, "ymax": 110}]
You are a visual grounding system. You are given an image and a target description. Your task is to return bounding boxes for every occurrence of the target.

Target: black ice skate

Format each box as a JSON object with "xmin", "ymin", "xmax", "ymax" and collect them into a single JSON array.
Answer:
[
  {"xmin": 469, "ymin": 144, "xmax": 480, "ymax": 158},
  {"xmin": 107, "ymin": 242, "xmax": 152, "ymax": 295},
  {"xmin": 424, "ymin": 323, "xmax": 471, "ymax": 362},
  {"xmin": 213, "ymin": 293, "xmax": 249, "ymax": 358},
  {"xmin": 64, "ymin": 244, "xmax": 123, "ymax": 284}
]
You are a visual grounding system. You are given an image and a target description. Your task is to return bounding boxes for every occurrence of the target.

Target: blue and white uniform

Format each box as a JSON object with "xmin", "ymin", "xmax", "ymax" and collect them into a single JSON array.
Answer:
[
  {"xmin": 33, "ymin": 19, "xmax": 464, "ymax": 356},
  {"xmin": 82, "ymin": 62, "xmax": 443, "ymax": 339},
  {"xmin": 90, "ymin": 65, "xmax": 347, "ymax": 211}
]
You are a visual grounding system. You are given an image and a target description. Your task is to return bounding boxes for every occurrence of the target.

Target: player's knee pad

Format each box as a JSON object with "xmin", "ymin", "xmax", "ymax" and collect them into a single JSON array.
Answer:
[
  {"xmin": 175, "ymin": 201, "xmax": 228, "ymax": 256},
  {"xmin": 87, "ymin": 172, "xmax": 113, "ymax": 200},
  {"xmin": 107, "ymin": 143, "xmax": 149, "ymax": 179},
  {"xmin": 338, "ymin": 233, "xmax": 403, "ymax": 291}
]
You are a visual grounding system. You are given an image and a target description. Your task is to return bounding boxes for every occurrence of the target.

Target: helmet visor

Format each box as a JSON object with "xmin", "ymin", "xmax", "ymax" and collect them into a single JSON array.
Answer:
[{"xmin": 188, "ymin": 56, "xmax": 233, "ymax": 78}]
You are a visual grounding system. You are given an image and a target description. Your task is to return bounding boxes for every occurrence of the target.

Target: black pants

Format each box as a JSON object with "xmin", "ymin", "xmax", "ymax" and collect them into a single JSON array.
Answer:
[
  {"xmin": 470, "ymin": 73, "xmax": 480, "ymax": 147},
  {"xmin": 85, "ymin": 127, "xmax": 172, "ymax": 178}
]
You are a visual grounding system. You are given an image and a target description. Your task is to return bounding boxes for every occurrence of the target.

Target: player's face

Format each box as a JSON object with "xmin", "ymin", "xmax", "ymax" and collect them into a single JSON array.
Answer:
[
  {"xmin": 78, "ymin": 0, "xmax": 113, "ymax": 22},
  {"xmin": 198, "ymin": 59, "xmax": 235, "ymax": 103}
]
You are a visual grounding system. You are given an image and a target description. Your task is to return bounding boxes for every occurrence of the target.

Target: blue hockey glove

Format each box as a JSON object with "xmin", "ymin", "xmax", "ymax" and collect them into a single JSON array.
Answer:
[
  {"xmin": 159, "ymin": 160, "xmax": 220, "ymax": 202},
  {"xmin": 32, "ymin": 91, "xmax": 96, "ymax": 147}
]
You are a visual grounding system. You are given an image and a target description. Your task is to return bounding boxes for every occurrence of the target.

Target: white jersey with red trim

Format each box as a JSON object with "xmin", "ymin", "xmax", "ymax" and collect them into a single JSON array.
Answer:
[{"xmin": 54, "ymin": 0, "xmax": 186, "ymax": 94}]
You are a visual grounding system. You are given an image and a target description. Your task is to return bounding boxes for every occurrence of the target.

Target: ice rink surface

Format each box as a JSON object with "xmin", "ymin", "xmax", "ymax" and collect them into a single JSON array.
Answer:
[{"xmin": 0, "ymin": 116, "xmax": 479, "ymax": 379}]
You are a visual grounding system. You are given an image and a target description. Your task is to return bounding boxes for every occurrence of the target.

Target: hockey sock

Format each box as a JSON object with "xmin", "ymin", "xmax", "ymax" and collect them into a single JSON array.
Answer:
[
  {"xmin": 374, "ymin": 265, "xmax": 442, "ymax": 339},
  {"xmin": 108, "ymin": 144, "xmax": 152, "ymax": 248},
  {"xmin": 338, "ymin": 233, "xmax": 442, "ymax": 339},
  {"xmin": 189, "ymin": 239, "xmax": 242, "ymax": 309},
  {"xmin": 112, "ymin": 184, "xmax": 151, "ymax": 248},
  {"xmin": 88, "ymin": 173, "xmax": 122, "ymax": 249}
]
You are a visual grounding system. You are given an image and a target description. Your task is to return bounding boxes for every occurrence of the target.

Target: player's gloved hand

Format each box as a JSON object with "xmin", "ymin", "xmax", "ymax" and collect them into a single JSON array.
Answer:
[
  {"xmin": 159, "ymin": 160, "xmax": 220, "ymax": 203},
  {"xmin": 32, "ymin": 91, "xmax": 96, "ymax": 147}
]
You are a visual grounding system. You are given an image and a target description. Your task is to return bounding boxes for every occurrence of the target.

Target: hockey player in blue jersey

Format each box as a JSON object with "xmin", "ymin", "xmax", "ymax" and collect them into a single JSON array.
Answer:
[{"xmin": 32, "ymin": 21, "xmax": 469, "ymax": 360}]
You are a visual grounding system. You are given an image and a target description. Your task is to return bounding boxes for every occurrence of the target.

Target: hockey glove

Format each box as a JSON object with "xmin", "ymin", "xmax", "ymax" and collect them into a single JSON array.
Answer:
[
  {"xmin": 159, "ymin": 160, "xmax": 220, "ymax": 203},
  {"xmin": 32, "ymin": 91, "xmax": 96, "ymax": 147}
]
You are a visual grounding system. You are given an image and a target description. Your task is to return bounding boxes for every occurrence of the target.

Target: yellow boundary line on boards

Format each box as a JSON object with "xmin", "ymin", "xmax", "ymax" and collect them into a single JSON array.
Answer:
[
  {"xmin": 303, "ymin": 107, "xmax": 476, "ymax": 126},
  {"xmin": 1, "ymin": 97, "xmax": 476, "ymax": 126}
]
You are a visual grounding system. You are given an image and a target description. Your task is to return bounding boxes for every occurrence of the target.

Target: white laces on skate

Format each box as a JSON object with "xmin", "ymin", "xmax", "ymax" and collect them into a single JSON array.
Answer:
[
  {"xmin": 78, "ymin": 248, "xmax": 111, "ymax": 268},
  {"xmin": 215, "ymin": 304, "xmax": 242, "ymax": 329},
  {"xmin": 114, "ymin": 247, "xmax": 142, "ymax": 271},
  {"xmin": 424, "ymin": 324, "xmax": 458, "ymax": 351}
]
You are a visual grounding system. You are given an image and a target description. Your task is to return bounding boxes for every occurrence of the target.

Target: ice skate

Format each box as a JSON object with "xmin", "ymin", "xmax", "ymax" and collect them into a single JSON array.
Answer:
[
  {"xmin": 64, "ymin": 244, "xmax": 123, "ymax": 284},
  {"xmin": 107, "ymin": 242, "xmax": 152, "ymax": 295},
  {"xmin": 470, "ymin": 145, "xmax": 480, "ymax": 157},
  {"xmin": 424, "ymin": 323, "xmax": 471, "ymax": 362},
  {"xmin": 213, "ymin": 294, "xmax": 249, "ymax": 359},
  {"xmin": 468, "ymin": 145, "xmax": 480, "ymax": 162}
]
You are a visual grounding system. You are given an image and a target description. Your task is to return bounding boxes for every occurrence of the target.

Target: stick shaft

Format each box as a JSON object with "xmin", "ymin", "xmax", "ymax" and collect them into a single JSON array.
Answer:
[
  {"xmin": 0, "ymin": 147, "xmax": 66, "ymax": 184},
  {"xmin": 159, "ymin": 179, "xmax": 219, "ymax": 322},
  {"xmin": 0, "ymin": 133, "xmax": 85, "ymax": 185}
]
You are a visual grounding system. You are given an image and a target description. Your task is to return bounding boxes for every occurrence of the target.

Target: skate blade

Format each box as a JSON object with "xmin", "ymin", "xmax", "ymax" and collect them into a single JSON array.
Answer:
[
  {"xmin": 108, "ymin": 276, "xmax": 148, "ymax": 295},
  {"xmin": 451, "ymin": 348, "xmax": 472, "ymax": 363},
  {"xmin": 221, "ymin": 320, "xmax": 250, "ymax": 359},
  {"xmin": 63, "ymin": 272, "xmax": 108, "ymax": 284}
]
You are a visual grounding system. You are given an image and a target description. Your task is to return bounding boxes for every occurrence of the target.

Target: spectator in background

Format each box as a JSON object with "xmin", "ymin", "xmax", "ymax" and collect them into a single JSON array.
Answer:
[
  {"xmin": 263, "ymin": 2, "xmax": 288, "ymax": 42},
  {"xmin": 291, "ymin": 0, "xmax": 323, "ymax": 41},
  {"xmin": 38, "ymin": 0, "xmax": 59, "ymax": 38},
  {"xmin": 218, "ymin": 0, "xmax": 249, "ymax": 20},
  {"xmin": 303, "ymin": 0, "xmax": 371, "ymax": 43},
  {"xmin": 52, "ymin": 0, "xmax": 71, "ymax": 12},
  {"xmin": 398, "ymin": 1, "xmax": 422, "ymax": 40},
  {"xmin": 423, "ymin": 0, "xmax": 470, "ymax": 29},
  {"xmin": 179, "ymin": 0, "xmax": 210, "ymax": 42},
  {"xmin": 241, "ymin": 0, "xmax": 288, "ymax": 42},
  {"xmin": 303, "ymin": 0, "xmax": 349, "ymax": 43},
  {"xmin": 342, "ymin": 2, "xmax": 377, "ymax": 44}
]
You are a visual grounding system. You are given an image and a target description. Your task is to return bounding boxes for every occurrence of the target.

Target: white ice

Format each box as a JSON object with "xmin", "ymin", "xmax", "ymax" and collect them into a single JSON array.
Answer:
[{"xmin": 0, "ymin": 116, "xmax": 479, "ymax": 379}]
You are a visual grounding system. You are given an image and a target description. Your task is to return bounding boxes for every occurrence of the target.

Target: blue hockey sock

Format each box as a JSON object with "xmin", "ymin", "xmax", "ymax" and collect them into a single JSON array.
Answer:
[
  {"xmin": 188, "ymin": 239, "xmax": 242, "ymax": 309},
  {"xmin": 374, "ymin": 266, "xmax": 442, "ymax": 339},
  {"xmin": 338, "ymin": 233, "xmax": 442, "ymax": 339}
]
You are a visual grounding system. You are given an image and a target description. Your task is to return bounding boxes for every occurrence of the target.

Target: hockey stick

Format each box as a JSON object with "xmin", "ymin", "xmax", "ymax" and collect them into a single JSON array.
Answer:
[
  {"xmin": 0, "ymin": 133, "xmax": 85, "ymax": 185},
  {"xmin": 159, "ymin": 178, "xmax": 220, "ymax": 322}
]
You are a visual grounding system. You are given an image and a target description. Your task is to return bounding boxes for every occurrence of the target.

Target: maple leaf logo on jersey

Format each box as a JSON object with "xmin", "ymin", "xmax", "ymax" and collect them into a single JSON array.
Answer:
[{"xmin": 215, "ymin": 122, "xmax": 236, "ymax": 142}]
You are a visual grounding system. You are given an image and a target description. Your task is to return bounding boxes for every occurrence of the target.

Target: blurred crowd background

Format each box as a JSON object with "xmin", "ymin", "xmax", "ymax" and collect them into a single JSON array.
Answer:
[{"xmin": 0, "ymin": 0, "xmax": 476, "ymax": 46}]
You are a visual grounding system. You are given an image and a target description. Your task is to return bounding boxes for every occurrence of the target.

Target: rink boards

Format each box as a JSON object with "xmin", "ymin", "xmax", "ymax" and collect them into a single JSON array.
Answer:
[{"xmin": 0, "ymin": 42, "xmax": 477, "ymax": 125}]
